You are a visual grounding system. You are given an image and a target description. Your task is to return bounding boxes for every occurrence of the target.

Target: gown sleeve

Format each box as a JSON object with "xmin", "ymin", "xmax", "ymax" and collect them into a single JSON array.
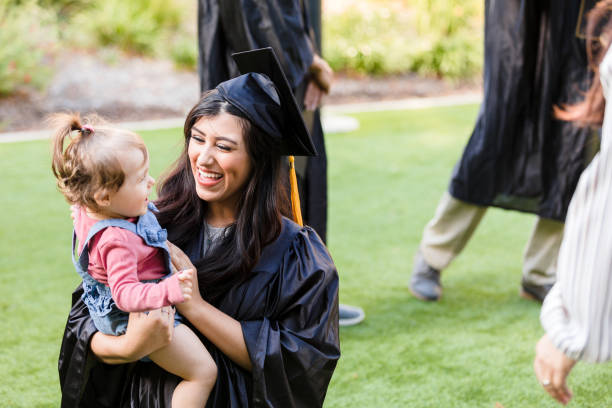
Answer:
[{"xmin": 240, "ymin": 226, "xmax": 340, "ymax": 407}]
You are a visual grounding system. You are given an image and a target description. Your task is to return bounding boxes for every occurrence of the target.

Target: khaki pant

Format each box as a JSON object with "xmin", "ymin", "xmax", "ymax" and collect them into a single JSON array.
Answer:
[{"xmin": 420, "ymin": 192, "xmax": 564, "ymax": 286}]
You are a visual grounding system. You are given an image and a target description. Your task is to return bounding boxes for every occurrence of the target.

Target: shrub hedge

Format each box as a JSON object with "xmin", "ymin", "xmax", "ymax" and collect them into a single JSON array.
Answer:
[
  {"xmin": 0, "ymin": 1, "xmax": 56, "ymax": 96},
  {"xmin": 323, "ymin": 0, "xmax": 483, "ymax": 79},
  {"xmin": 0, "ymin": 0, "xmax": 483, "ymax": 97}
]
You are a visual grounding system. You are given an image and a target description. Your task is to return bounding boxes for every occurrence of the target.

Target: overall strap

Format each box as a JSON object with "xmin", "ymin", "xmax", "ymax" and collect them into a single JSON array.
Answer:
[
  {"xmin": 135, "ymin": 206, "xmax": 168, "ymax": 246},
  {"xmin": 135, "ymin": 205, "xmax": 173, "ymax": 275},
  {"xmin": 74, "ymin": 218, "xmax": 138, "ymax": 272}
]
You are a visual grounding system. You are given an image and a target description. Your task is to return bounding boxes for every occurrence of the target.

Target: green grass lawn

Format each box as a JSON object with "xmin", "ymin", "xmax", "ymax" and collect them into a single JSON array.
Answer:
[{"xmin": 1, "ymin": 105, "xmax": 611, "ymax": 407}]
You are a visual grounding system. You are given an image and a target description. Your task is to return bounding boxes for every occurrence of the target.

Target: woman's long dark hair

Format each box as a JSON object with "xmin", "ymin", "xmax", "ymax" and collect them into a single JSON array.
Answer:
[
  {"xmin": 155, "ymin": 90, "xmax": 291, "ymax": 303},
  {"xmin": 555, "ymin": 1, "xmax": 612, "ymax": 125}
]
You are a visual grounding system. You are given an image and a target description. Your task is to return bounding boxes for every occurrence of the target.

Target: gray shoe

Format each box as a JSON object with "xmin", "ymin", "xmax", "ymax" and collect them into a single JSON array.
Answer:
[
  {"xmin": 520, "ymin": 280, "xmax": 553, "ymax": 303},
  {"xmin": 339, "ymin": 304, "xmax": 365, "ymax": 326},
  {"xmin": 409, "ymin": 252, "xmax": 442, "ymax": 301}
]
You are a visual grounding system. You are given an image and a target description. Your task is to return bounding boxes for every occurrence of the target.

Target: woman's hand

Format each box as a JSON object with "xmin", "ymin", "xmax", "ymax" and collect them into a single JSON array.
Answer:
[
  {"xmin": 305, "ymin": 54, "xmax": 333, "ymax": 111},
  {"xmin": 309, "ymin": 54, "xmax": 333, "ymax": 93},
  {"xmin": 167, "ymin": 240, "xmax": 196, "ymax": 272},
  {"xmin": 534, "ymin": 334, "xmax": 577, "ymax": 405},
  {"xmin": 167, "ymin": 241, "xmax": 203, "ymax": 313},
  {"xmin": 125, "ymin": 308, "xmax": 175, "ymax": 359},
  {"xmin": 91, "ymin": 307, "xmax": 175, "ymax": 364}
]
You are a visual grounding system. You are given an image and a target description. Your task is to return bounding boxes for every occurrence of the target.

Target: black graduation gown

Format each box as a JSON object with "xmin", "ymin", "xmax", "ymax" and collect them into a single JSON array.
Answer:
[
  {"xmin": 58, "ymin": 218, "xmax": 340, "ymax": 407},
  {"xmin": 449, "ymin": 0, "xmax": 599, "ymax": 221},
  {"xmin": 197, "ymin": 0, "xmax": 328, "ymax": 242}
]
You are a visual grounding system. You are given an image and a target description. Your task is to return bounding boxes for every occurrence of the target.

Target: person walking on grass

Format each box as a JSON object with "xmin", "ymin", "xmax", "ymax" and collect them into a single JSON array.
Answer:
[{"xmin": 410, "ymin": 0, "xmax": 599, "ymax": 303}]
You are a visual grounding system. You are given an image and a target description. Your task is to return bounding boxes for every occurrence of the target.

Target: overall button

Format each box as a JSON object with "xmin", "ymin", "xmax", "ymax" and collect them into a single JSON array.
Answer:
[{"xmin": 146, "ymin": 229, "xmax": 167, "ymax": 243}]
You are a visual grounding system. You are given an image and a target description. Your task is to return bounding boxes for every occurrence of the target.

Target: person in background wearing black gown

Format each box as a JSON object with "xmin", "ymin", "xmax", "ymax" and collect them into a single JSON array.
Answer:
[
  {"xmin": 58, "ymin": 48, "xmax": 340, "ymax": 408},
  {"xmin": 197, "ymin": 0, "xmax": 365, "ymax": 326},
  {"xmin": 409, "ymin": 0, "xmax": 599, "ymax": 303}
]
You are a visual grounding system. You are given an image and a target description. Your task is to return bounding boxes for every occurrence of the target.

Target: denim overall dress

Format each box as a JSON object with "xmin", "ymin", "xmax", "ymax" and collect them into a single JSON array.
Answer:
[{"xmin": 72, "ymin": 202, "xmax": 179, "ymax": 336}]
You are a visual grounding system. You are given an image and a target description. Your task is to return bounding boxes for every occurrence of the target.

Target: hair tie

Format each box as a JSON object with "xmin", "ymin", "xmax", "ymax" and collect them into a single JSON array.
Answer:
[{"xmin": 81, "ymin": 124, "xmax": 95, "ymax": 135}]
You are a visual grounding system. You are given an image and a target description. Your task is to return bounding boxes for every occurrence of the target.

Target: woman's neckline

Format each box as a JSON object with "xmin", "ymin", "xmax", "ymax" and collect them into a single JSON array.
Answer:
[
  {"xmin": 205, "ymin": 218, "xmax": 233, "ymax": 228},
  {"xmin": 205, "ymin": 223, "xmax": 227, "ymax": 232}
]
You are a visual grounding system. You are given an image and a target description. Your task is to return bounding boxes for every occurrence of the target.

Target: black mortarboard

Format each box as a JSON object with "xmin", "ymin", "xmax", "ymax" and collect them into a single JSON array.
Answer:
[{"xmin": 215, "ymin": 47, "xmax": 317, "ymax": 157}]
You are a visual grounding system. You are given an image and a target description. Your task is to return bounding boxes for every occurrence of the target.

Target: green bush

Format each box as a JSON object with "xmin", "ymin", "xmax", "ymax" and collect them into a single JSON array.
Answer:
[
  {"xmin": 73, "ymin": 0, "xmax": 186, "ymax": 55},
  {"xmin": 0, "ymin": 2, "xmax": 56, "ymax": 96},
  {"xmin": 323, "ymin": 8, "xmax": 404, "ymax": 76},
  {"xmin": 0, "ymin": 0, "xmax": 195, "ymax": 97},
  {"xmin": 169, "ymin": 33, "xmax": 198, "ymax": 71},
  {"xmin": 323, "ymin": 0, "xmax": 483, "ymax": 79},
  {"xmin": 37, "ymin": 0, "xmax": 93, "ymax": 18},
  {"xmin": 410, "ymin": 0, "xmax": 483, "ymax": 78}
]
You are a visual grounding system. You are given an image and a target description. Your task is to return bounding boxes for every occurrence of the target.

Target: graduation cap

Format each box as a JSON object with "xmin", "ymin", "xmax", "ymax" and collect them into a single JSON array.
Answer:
[
  {"xmin": 215, "ymin": 47, "xmax": 317, "ymax": 157},
  {"xmin": 214, "ymin": 47, "xmax": 315, "ymax": 225}
]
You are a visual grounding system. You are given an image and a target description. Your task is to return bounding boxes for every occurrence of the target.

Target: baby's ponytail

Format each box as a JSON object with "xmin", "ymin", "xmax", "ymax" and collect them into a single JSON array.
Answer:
[{"xmin": 50, "ymin": 113, "xmax": 99, "ymax": 208}]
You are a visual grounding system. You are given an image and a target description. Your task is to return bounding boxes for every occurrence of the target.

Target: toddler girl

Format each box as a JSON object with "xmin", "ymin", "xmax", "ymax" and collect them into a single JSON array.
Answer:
[{"xmin": 51, "ymin": 113, "xmax": 216, "ymax": 407}]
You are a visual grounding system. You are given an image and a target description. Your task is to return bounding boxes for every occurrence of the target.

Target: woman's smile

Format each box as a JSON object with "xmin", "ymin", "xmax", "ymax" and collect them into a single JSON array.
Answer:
[{"xmin": 196, "ymin": 168, "xmax": 224, "ymax": 187}]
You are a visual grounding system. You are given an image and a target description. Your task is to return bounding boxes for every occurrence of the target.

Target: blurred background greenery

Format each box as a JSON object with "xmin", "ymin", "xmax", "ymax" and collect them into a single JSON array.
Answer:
[
  {"xmin": 323, "ymin": 0, "xmax": 483, "ymax": 78},
  {"xmin": 0, "ymin": 0, "xmax": 197, "ymax": 96},
  {"xmin": 0, "ymin": 0, "xmax": 483, "ymax": 97}
]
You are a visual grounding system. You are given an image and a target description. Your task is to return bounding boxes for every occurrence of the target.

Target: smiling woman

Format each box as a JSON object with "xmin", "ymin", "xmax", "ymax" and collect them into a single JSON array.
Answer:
[{"xmin": 58, "ymin": 48, "xmax": 340, "ymax": 408}]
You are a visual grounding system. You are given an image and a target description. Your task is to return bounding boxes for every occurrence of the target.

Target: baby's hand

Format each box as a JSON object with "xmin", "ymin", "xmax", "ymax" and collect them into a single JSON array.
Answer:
[{"xmin": 177, "ymin": 269, "xmax": 194, "ymax": 302}]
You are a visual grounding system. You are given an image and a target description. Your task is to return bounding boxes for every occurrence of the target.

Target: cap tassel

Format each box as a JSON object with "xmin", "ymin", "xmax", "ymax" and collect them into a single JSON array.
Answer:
[{"xmin": 288, "ymin": 156, "xmax": 303, "ymax": 226}]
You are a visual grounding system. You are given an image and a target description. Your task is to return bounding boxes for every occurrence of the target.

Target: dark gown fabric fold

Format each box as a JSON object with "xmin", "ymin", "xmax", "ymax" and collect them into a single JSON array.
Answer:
[
  {"xmin": 449, "ymin": 0, "xmax": 599, "ymax": 221},
  {"xmin": 58, "ymin": 217, "xmax": 340, "ymax": 407},
  {"xmin": 197, "ymin": 0, "xmax": 314, "ymax": 94}
]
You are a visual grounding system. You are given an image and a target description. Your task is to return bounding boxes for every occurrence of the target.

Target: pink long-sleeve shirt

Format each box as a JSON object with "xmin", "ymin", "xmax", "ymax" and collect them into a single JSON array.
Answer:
[{"xmin": 74, "ymin": 207, "xmax": 184, "ymax": 312}]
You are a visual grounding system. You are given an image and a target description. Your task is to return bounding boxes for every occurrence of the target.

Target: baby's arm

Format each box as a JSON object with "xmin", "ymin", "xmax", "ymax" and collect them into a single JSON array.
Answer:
[{"xmin": 98, "ymin": 238, "xmax": 185, "ymax": 312}]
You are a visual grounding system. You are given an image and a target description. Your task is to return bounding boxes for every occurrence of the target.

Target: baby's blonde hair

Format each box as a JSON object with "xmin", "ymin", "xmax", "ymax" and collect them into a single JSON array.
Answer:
[{"xmin": 50, "ymin": 112, "xmax": 148, "ymax": 212}]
